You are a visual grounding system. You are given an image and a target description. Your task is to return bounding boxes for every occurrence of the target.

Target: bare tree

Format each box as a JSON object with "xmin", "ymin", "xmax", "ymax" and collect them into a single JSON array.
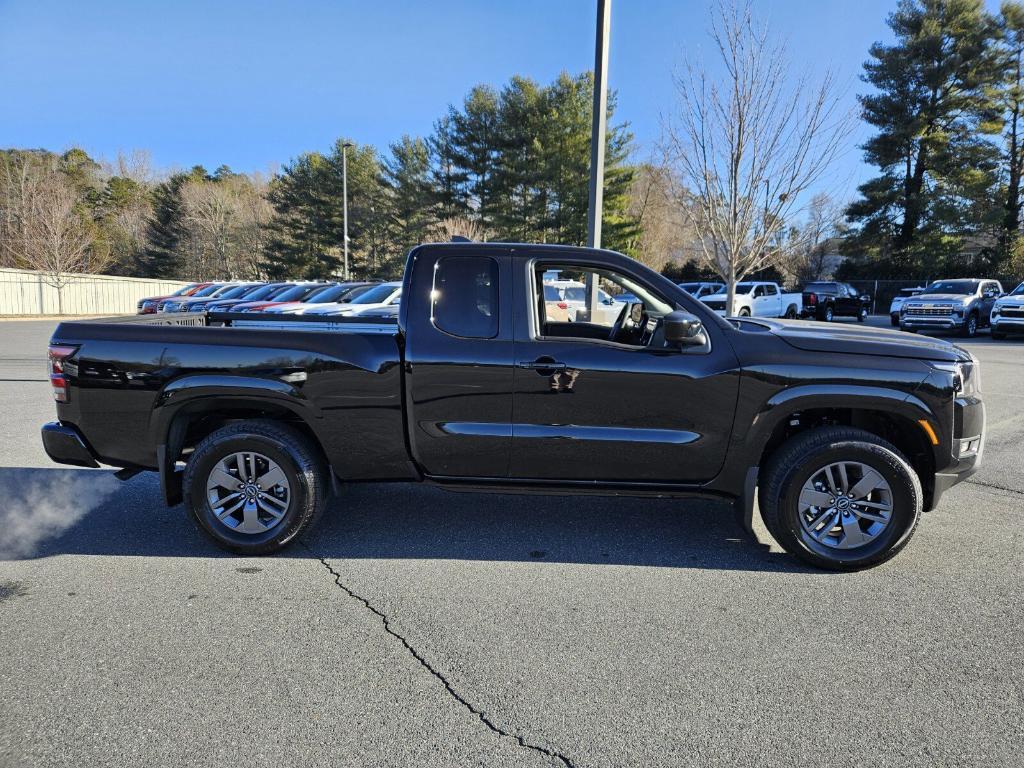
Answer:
[
  {"xmin": 778, "ymin": 192, "xmax": 846, "ymax": 282},
  {"xmin": 27, "ymin": 169, "xmax": 108, "ymax": 312},
  {"xmin": 0, "ymin": 152, "xmax": 110, "ymax": 311},
  {"xmin": 432, "ymin": 216, "xmax": 484, "ymax": 243},
  {"xmin": 178, "ymin": 175, "xmax": 272, "ymax": 279},
  {"xmin": 625, "ymin": 163, "xmax": 695, "ymax": 271},
  {"xmin": 662, "ymin": 0, "xmax": 855, "ymax": 312}
]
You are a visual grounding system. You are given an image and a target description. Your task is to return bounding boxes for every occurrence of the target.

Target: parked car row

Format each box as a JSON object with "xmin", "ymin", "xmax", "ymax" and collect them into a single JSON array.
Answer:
[{"xmin": 137, "ymin": 280, "xmax": 403, "ymax": 318}]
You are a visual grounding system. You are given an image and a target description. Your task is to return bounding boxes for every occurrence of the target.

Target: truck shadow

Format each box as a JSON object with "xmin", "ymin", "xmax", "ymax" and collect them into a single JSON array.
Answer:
[{"xmin": 0, "ymin": 467, "xmax": 812, "ymax": 573}]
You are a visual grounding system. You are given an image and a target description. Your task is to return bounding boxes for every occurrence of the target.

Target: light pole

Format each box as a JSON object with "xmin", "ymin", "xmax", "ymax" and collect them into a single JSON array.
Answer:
[
  {"xmin": 342, "ymin": 141, "xmax": 353, "ymax": 280},
  {"xmin": 586, "ymin": 0, "xmax": 611, "ymax": 250},
  {"xmin": 585, "ymin": 0, "xmax": 611, "ymax": 318}
]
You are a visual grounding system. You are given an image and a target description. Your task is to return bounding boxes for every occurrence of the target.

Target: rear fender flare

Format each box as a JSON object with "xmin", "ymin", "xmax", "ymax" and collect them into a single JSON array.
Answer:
[{"xmin": 150, "ymin": 374, "xmax": 323, "ymax": 505}]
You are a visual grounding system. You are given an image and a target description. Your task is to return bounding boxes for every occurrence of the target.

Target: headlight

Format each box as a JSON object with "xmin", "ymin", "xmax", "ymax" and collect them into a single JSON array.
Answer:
[
  {"xmin": 932, "ymin": 359, "xmax": 981, "ymax": 396},
  {"xmin": 953, "ymin": 307, "xmax": 964, "ymax": 316}
]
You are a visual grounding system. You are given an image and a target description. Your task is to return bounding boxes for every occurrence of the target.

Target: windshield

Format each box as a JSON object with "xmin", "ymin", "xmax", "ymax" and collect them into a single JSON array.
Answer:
[
  {"xmin": 350, "ymin": 284, "xmax": 399, "ymax": 304},
  {"xmin": 272, "ymin": 285, "xmax": 321, "ymax": 302},
  {"xmin": 921, "ymin": 280, "xmax": 978, "ymax": 295},
  {"xmin": 232, "ymin": 284, "xmax": 279, "ymax": 301},
  {"xmin": 1010, "ymin": 282, "xmax": 1024, "ymax": 296},
  {"xmin": 212, "ymin": 285, "xmax": 254, "ymax": 300},
  {"xmin": 173, "ymin": 285, "xmax": 196, "ymax": 296},
  {"xmin": 304, "ymin": 284, "xmax": 344, "ymax": 302},
  {"xmin": 192, "ymin": 284, "xmax": 223, "ymax": 297}
]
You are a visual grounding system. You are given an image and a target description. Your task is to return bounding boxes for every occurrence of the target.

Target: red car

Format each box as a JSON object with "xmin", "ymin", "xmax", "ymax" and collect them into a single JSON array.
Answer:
[{"xmin": 136, "ymin": 282, "xmax": 211, "ymax": 314}]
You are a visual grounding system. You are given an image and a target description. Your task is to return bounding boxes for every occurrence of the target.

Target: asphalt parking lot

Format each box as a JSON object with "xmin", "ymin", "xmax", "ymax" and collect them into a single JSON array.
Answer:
[{"xmin": 1, "ymin": 317, "xmax": 1022, "ymax": 768}]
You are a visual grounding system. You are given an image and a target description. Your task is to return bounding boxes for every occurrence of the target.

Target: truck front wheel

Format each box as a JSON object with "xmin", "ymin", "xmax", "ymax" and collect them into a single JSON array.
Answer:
[
  {"xmin": 183, "ymin": 420, "xmax": 327, "ymax": 555},
  {"xmin": 758, "ymin": 427, "xmax": 922, "ymax": 570}
]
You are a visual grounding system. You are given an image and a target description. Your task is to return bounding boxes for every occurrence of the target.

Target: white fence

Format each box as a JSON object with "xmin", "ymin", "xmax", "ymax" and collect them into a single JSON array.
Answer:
[{"xmin": 0, "ymin": 268, "xmax": 190, "ymax": 316}]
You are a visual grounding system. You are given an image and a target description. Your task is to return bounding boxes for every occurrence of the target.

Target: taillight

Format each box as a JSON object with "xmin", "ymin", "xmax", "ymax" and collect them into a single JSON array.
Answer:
[
  {"xmin": 807, "ymin": 293, "xmax": 817, "ymax": 305},
  {"xmin": 557, "ymin": 302, "xmax": 568, "ymax": 309},
  {"xmin": 48, "ymin": 344, "xmax": 78, "ymax": 403}
]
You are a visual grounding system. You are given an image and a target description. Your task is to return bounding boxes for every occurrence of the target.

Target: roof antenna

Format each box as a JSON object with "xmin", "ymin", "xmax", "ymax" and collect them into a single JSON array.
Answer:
[{"xmin": 450, "ymin": 235, "xmax": 472, "ymax": 243}]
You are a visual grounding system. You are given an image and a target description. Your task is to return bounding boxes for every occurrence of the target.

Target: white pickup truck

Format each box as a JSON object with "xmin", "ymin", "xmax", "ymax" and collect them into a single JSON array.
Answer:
[{"xmin": 699, "ymin": 281, "xmax": 802, "ymax": 318}]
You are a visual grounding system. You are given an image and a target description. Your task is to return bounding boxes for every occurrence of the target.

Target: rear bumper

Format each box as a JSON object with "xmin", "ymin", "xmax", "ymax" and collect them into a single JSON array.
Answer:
[{"xmin": 41, "ymin": 422, "xmax": 100, "ymax": 468}]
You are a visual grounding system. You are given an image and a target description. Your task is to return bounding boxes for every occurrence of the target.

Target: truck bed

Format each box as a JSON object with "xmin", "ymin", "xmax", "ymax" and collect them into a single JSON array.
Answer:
[{"xmin": 49, "ymin": 311, "xmax": 412, "ymax": 480}]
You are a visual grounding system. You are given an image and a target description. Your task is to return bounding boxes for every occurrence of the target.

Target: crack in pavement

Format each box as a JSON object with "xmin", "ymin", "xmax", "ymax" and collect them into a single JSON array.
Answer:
[
  {"xmin": 966, "ymin": 478, "xmax": 1024, "ymax": 496},
  {"xmin": 310, "ymin": 551, "xmax": 576, "ymax": 768}
]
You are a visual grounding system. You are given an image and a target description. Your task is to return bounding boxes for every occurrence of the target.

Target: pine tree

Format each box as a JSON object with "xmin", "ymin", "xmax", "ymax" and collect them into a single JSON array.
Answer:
[
  {"xmin": 141, "ymin": 166, "xmax": 209, "ymax": 277},
  {"xmin": 382, "ymin": 135, "xmax": 436, "ymax": 261},
  {"xmin": 846, "ymin": 0, "xmax": 1001, "ymax": 267},
  {"xmin": 998, "ymin": 2, "xmax": 1024, "ymax": 238}
]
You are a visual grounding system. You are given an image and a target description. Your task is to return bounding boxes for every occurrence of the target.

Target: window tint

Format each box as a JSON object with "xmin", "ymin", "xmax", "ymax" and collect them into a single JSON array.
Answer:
[
  {"xmin": 764, "ymin": 284, "xmax": 778, "ymax": 296},
  {"xmin": 432, "ymin": 257, "xmax": 499, "ymax": 339}
]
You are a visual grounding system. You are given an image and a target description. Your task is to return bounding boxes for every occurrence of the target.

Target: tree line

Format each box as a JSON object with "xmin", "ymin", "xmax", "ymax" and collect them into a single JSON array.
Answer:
[
  {"xmin": 7, "ymin": 0, "xmax": 1022, "ymax": 294},
  {"xmin": 1, "ymin": 71, "xmax": 691, "ymax": 285}
]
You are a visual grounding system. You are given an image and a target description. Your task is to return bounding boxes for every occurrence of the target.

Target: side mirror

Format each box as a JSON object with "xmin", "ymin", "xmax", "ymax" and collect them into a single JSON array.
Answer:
[{"xmin": 664, "ymin": 310, "xmax": 707, "ymax": 347}]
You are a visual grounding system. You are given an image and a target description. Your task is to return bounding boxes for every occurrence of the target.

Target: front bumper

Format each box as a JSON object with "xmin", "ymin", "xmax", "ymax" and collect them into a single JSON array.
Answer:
[
  {"xmin": 41, "ymin": 422, "xmax": 100, "ymax": 468},
  {"xmin": 928, "ymin": 395, "xmax": 985, "ymax": 509},
  {"xmin": 901, "ymin": 315, "xmax": 964, "ymax": 331},
  {"xmin": 991, "ymin": 315, "xmax": 1024, "ymax": 333}
]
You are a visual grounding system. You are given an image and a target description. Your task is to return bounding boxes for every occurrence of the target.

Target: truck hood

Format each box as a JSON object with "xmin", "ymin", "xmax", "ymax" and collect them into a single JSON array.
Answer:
[
  {"xmin": 904, "ymin": 294, "xmax": 972, "ymax": 305},
  {"xmin": 754, "ymin": 319, "xmax": 969, "ymax": 362}
]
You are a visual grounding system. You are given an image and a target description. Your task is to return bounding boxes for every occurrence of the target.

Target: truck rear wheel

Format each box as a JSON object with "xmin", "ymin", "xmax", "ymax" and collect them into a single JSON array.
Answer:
[
  {"xmin": 183, "ymin": 420, "xmax": 327, "ymax": 555},
  {"xmin": 758, "ymin": 427, "xmax": 922, "ymax": 570}
]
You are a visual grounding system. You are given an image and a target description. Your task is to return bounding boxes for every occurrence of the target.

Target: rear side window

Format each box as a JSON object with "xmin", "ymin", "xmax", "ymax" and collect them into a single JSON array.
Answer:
[{"xmin": 431, "ymin": 256, "xmax": 499, "ymax": 339}]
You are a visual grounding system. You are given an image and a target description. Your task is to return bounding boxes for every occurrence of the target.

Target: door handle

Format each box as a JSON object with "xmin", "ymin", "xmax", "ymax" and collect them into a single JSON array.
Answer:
[{"xmin": 518, "ymin": 358, "xmax": 566, "ymax": 373}]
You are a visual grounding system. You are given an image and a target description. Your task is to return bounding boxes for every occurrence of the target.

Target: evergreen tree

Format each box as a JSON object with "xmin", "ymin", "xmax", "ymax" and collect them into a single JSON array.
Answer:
[
  {"xmin": 266, "ymin": 140, "xmax": 388, "ymax": 279},
  {"xmin": 846, "ymin": 0, "xmax": 1001, "ymax": 268},
  {"xmin": 998, "ymin": 2, "xmax": 1024, "ymax": 238},
  {"xmin": 383, "ymin": 135, "xmax": 436, "ymax": 260},
  {"xmin": 142, "ymin": 166, "xmax": 209, "ymax": 277}
]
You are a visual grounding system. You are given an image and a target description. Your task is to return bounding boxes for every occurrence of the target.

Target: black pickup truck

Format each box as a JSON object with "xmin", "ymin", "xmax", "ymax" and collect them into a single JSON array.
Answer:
[{"xmin": 41, "ymin": 243, "xmax": 985, "ymax": 570}]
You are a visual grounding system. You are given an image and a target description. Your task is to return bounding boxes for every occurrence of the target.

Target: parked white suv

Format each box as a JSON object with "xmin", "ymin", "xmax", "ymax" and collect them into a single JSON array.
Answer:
[{"xmin": 991, "ymin": 281, "xmax": 1024, "ymax": 340}]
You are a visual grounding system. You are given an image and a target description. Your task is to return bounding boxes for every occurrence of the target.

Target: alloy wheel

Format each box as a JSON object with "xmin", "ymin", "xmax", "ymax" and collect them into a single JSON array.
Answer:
[
  {"xmin": 205, "ymin": 451, "xmax": 291, "ymax": 534},
  {"xmin": 797, "ymin": 461, "xmax": 893, "ymax": 550}
]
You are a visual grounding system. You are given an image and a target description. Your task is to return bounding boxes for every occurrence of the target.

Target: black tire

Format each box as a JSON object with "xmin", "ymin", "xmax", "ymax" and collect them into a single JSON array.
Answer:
[
  {"xmin": 890, "ymin": 314, "xmax": 899, "ymax": 327},
  {"xmin": 738, "ymin": 307, "xmax": 751, "ymax": 317},
  {"xmin": 961, "ymin": 312, "xmax": 978, "ymax": 338},
  {"xmin": 183, "ymin": 420, "xmax": 327, "ymax": 555},
  {"xmin": 823, "ymin": 306, "xmax": 834, "ymax": 322},
  {"xmin": 758, "ymin": 427, "xmax": 922, "ymax": 570},
  {"xmin": 858, "ymin": 307, "xmax": 868, "ymax": 322},
  {"xmin": 784, "ymin": 305, "xmax": 798, "ymax": 319}
]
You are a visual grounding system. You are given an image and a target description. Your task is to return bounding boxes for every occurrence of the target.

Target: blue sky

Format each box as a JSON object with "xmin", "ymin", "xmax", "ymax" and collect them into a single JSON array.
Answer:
[{"xmin": 1, "ymin": 0, "xmax": 921, "ymax": 195}]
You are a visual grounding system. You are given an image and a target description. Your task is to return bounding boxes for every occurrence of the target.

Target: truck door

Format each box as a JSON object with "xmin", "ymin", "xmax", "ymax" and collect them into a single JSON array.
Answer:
[
  {"xmin": 762, "ymin": 284, "xmax": 781, "ymax": 316},
  {"xmin": 402, "ymin": 247, "xmax": 514, "ymax": 477},
  {"xmin": 510, "ymin": 254, "xmax": 740, "ymax": 483}
]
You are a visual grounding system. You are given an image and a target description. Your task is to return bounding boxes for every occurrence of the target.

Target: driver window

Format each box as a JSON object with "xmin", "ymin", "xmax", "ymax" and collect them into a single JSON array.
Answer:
[
  {"xmin": 753, "ymin": 285, "xmax": 765, "ymax": 297},
  {"xmin": 533, "ymin": 263, "xmax": 672, "ymax": 346}
]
